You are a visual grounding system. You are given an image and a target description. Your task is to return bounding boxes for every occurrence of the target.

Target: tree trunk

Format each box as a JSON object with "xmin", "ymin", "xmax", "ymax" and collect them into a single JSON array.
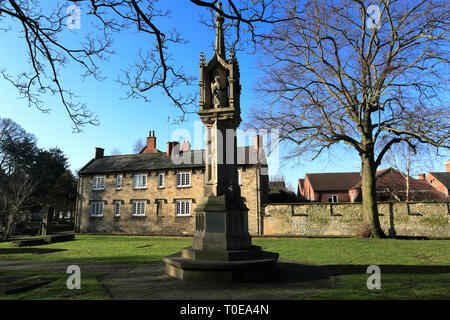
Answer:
[
  {"xmin": 406, "ymin": 145, "xmax": 410, "ymax": 202},
  {"xmin": 361, "ymin": 152, "xmax": 386, "ymax": 238}
]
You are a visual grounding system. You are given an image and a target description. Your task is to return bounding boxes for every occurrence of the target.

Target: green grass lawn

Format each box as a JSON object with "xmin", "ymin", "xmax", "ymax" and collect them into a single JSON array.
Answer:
[
  {"xmin": 0, "ymin": 269, "xmax": 110, "ymax": 300},
  {"xmin": 0, "ymin": 235, "xmax": 449, "ymax": 299},
  {"xmin": 0, "ymin": 235, "xmax": 192, "ymax": 263}
]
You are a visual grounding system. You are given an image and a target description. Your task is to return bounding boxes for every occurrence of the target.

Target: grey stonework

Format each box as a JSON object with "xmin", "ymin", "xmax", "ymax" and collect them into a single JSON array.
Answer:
[
  {"xmin": 263, "ymin": 202, "xmax": 450, "ymax": 238},
  {"xmin": 77, "ymin": 164, "xmax": 267, "ymax": 236}
]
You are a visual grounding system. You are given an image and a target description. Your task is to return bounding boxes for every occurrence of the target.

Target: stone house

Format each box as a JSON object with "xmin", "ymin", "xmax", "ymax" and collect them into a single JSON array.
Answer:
[{"xmin": 75, "ymin": 133, "xmax": 268, "ymax": 235}]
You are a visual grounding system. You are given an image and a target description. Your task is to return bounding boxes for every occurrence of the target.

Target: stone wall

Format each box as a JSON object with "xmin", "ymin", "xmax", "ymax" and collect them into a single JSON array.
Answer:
[
  {"xmin": 77, "ymin": 165, "xmax": 265, "ymax": 235},
  {"xmin": 262, "ymin": 202, "xmax": 450, "ymax": 238}
]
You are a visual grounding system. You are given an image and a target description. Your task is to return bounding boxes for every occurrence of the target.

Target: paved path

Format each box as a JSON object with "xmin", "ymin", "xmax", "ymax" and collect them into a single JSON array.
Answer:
[{"xmin": 0, "ymin": 259, "xmax": 332, "ymax": 299}]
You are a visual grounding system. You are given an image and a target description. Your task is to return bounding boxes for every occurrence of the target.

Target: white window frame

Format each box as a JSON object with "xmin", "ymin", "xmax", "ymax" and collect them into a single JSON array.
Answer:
[
  {"xmin": 90, "ymin": 201, "xmax": 104, "ymax": 216},
  {"xmin": 133, "ymin": 174, "xmax": 147, "ymax": 189},
  {"xmin": 132, "ymin": 201, "xmax": 146, "ymax": 216},
  {"xmin": 328, "ymin": 195, "xmax": 338, "ymax": 203},
  {"xmin": 114, "ymin": 201, "xmax": 121, "ymax": 217},
  {"xmin": 237, "ymin": 169, "xmax": 241, "ymax": 185},
  {"xmin": 176, "ymin": 172, "xmax": 191, "ymax": 187},
  {"xmin": 92, "ymin": 176, "xmax": 105, "ymax": 190},
  {"xmin": 158, "ymin": 173, "xmax": 164, "ymax": 188},
  {"xmin": 116, "ymin": 175, "xmax": 122, "ymax": 189},
  {"xmin": 175, "ymin": 200, "xmax": 191, "ymax": 216}
]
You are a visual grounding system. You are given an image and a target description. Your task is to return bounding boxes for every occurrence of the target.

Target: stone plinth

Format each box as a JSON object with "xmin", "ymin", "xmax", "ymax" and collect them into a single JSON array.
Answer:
[
  {"xmin": 163, "ymin": 250, "xmax": 279, "ymax": 282},
  {"xmin": 163, "ymin": 193, "xmax": 278, "ymax": 282}
]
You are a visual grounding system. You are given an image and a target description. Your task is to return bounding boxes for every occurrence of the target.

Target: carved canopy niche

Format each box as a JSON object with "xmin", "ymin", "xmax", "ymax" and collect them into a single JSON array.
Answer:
[{"xmin": 198, "ymin": 51, "xmax": 241, "ymax": 124}]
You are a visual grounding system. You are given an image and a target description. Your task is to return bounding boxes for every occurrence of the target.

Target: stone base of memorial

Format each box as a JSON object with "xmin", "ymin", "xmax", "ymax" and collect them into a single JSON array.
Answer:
[{"xmin": 164, "ymin": 194, "xmax": 278, "ymax": 282}]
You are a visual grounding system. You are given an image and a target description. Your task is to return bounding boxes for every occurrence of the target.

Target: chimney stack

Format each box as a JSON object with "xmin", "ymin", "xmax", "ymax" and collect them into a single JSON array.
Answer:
[
  {"xmin": 180, "ymin": 140, "xmax": 191, "ymax": 152},
  {"xmin": 95, "ymin": 147, "xmax": 104, "ymax": 159},
  {"xmin": 167, "ymin": 141, "xmax": 180, "ymax": 156},
  {"xmin": 418, "ymin": 173, "xmax": 425, "ymax": 180},
  {"xmin": 141, "ymin": 130, "xmax": 158, "ymax": 154}
]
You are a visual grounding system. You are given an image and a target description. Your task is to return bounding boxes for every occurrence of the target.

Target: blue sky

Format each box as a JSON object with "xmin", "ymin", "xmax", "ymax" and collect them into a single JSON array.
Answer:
[{"xmin": 0, "ymin": 1, "xmax": 448, "ymax": 190}]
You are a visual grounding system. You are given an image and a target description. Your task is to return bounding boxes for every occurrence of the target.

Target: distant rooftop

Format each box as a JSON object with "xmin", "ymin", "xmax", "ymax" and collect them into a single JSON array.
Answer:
[{"xmin": 306, "ymin": 172, "xmax": 361, "ymax": 191}]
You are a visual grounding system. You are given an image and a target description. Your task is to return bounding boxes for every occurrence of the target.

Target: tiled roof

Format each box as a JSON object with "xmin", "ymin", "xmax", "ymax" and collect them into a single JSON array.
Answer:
[
  {"xmin": 306, "ymin": 172, "xmax": 361, "ymax": 191},
  {"xmin": 429, "ymin": 172, "xmax": 450, "ymax": 190},
  {"xmin": 79, "ymin": 146, "xmax": 264, "ymax": 174},
  {"xmin": 351, "ymin": 168, "xmax": 446, "ymax": 201}
]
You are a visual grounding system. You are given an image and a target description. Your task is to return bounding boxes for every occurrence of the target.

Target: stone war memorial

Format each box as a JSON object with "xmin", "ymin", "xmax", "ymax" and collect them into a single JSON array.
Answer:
[{"xmin": 163, "ymin": 3, "xmax": 278, "ymax": 281}]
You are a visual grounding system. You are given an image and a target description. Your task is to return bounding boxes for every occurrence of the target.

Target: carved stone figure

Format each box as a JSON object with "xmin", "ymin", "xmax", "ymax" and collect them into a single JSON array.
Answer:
[{"xmin": 211, "ymin": 75, "xmax": 225, "ymax": 108}]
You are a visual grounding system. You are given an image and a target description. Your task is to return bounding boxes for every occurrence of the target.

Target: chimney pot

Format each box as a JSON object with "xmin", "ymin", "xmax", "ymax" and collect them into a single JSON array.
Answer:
[
  {"xmin": 181, "ymin": 140, "xmax": 191, "ymax": 152},
  {"xmin": 418, "ymin": 173, "xmax": 425, "ymax": 180},
  {"xmin": 446, "ymin": 160, "xmax": 450, "ymax": 172}
]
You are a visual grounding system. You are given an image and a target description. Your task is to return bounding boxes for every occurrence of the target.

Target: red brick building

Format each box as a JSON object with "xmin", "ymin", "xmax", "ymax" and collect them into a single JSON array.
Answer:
[
  {"xmin": 298, "ymin": 172, "xmax": 361, "ymax": 202},
  {"xmin": 349, "ymin": 168, "xmax": 446, "ymax": 202},
  {"xmin": 298, "ymin": 167, "xmax": 447, "ymax": 202},
  {"xmin": 419, "ymin": 160, "xmax": 450, "ymax": 199}
]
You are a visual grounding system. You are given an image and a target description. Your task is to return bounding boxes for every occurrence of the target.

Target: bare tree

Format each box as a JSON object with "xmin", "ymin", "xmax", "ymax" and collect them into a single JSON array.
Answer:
[
  {"xmin": 0, "ymin": 173, "xmax": 36, "ymax": 241},
  {"xmin": 383, "ymin": 138, "xmax": 436, "ymax": 201},
  {"xmin": 0, "ymin": 0, "xmax": 287, "ymax": 131},
  {"xmin": 133, "ymin": 138, "xmax": 145, "ymax": 153},
  {"xmin": 250, "ymin": 0, "xmax": 450, "ymax": 237}
]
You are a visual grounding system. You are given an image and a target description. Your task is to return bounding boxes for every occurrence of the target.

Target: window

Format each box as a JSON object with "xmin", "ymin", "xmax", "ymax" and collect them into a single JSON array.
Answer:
[
  {"xmin": 132, "ymin": 201, "xmax": 146, "ymax": 216},
  {"xmin": 328, "ymin": 195, "xmax": 338, "ymax": 203},
  {"xmin": 158, "ymin": 173, "xmax": 164, "ymax": 188},
  {"xmin": 133, "ymin": 174, "xmax": 147, "ymax": 189},
  {"xmin": 90, "ymin": 202, "xmax": 103, "ymax": 216},
  {"xmin": 92, "ymin": 176, "xmax": 105, "ymax": 190},
  {"xmin": 175, "ymin": 200, "xmax": 191, "ymax": 216},
  {"xmin": 116, "ymin": 175, "xmax": 122, "ymax": 189},
  {"xmin": 114, "ymin": 201, "xmax": 121, "ymax": 217},
  {"xmin": 156, "ymin": 199, "xmax": 163, "ymax": 216},
  {"xmin": 237, "ymin": 169, "xmax": 241, "ymax": 185},
  {"xmin": 176, "ymin": 172, "xmax": 191, "ymax": 187}
]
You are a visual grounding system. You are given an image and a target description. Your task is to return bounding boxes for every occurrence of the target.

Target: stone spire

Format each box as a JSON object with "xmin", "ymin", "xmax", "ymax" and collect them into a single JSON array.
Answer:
[{"xmin": 214, "ymin": 2, "xmax": 226, "ymax": 59}]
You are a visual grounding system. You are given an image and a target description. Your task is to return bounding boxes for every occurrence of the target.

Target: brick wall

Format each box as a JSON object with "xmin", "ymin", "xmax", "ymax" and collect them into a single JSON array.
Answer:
[
  {"xmin": 263, "ymin": 202, "xmax": 450, "ymax": 238},
  {"xmin": 425, "ymin": 173, "xmax": 449, "ymax": 197}
]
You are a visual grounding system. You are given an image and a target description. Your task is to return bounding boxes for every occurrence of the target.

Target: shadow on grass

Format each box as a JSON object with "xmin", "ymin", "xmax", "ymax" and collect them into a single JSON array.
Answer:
[
  {"xmin": 267, "ymin": 262, "xmax": 450, "ymax": 284},
  {"xmin": 0, "ymin": 248, "xmax": 67, "ymax": 255}
]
